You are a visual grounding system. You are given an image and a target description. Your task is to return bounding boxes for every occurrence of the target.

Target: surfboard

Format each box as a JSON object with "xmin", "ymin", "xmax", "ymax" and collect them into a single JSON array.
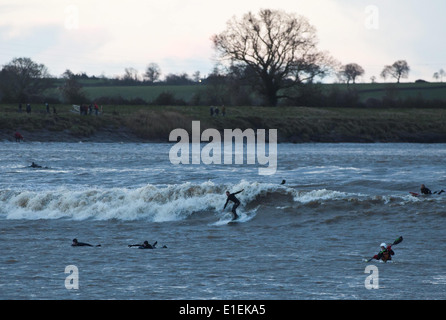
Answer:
[
  {"xmin": 70, "ymin": 105, "xmax": 80, "ymax": 114},
  {"xmin": 211, "ymin": 208, "xmax": 259, "ymax": 226},
  {"xmin": 409, "ymin": 192, "xmax": 420, "ymax": 197}
]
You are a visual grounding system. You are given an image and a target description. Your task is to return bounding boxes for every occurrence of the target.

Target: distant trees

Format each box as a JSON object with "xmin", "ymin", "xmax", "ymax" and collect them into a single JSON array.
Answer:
[
  {"xmin": 380, "ymin": 60, "xmax": 410, "ymax": 83},
  {"xmin": 212, "ymin": 9, "xmax": 335, "ymax": 106},
  {"xmin": 164, "ymin": 73, "xmax": 194, "ymax": 85},
  {"xmin": 341, "ymin": 63, "xmax": 365, "ymax": 84},
  {"xmin": 60, "ymin": 69, "xmax": 87, "ymax": 103},
  {"xmin": 0, "ymin": 57, "xmax": 52, "ymax": 102},
  {"xmin": 122, "ymin": 67, "xmax": 140, "ymax": 83},
  {"xmin": 192, "ymin": 71, "xmax": 201, "ymax": 83},
  {"xmin": 3, "ymin": 28, "xmax": 444, "ymax": 108},
  {"xmin": 433, "ymin": 69, "xmax": 445, "ymax": 82},
  {"xmin": 144, "ymin": 63, "xmax": 161, "ymax": 84}
]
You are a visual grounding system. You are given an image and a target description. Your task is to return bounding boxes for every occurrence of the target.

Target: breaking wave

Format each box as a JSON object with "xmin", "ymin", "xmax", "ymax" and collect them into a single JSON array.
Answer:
[{"xmin": 0, "ymin": 180, "xmax": 443, "ymax": 221}]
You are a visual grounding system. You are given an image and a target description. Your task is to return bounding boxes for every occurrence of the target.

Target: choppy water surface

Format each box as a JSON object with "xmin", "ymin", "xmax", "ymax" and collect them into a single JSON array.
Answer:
[{"xmin": 0, "ymin": 142, "xmax": 445, "ymax": 299}]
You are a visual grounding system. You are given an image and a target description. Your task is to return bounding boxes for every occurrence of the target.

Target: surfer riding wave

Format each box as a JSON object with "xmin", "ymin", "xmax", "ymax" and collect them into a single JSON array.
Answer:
[{"xmin": 223, "ymin": 189, "xmax": 244, "ymax": 221}]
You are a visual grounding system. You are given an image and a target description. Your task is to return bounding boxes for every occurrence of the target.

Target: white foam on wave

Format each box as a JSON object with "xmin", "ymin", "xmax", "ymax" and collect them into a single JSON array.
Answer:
[
  {"xmin": 293, "ymin": 189, "xmax": 352, "ymax": 203},
  {"xmin": 211, "ymin": 206, "xmax": 260, "ymax": 226},
  {"xmin": 1, "ymin": 181, "xmax": 440, "ymax": 221},
  {"xmin": 0, "ymin": 180, "xmax": 289, "ymax": 221}
]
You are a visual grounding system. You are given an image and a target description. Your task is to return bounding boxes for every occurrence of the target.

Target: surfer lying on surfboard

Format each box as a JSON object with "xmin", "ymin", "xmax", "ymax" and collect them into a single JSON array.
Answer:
[
  {"xmin": 420, "ymin": 184, "xmax": 444, "ymax": 195},
  {"xmin": 223, "ymin": 189, "xmax": 244, "ymax": 221},
  {"xmin": 71, "ymin": 238, "xmax": 101, "ymax": 247},
  {"xmin": 128, "ymin": 241, "xmax": 167, "ymax": 249},
  {"xmin": 128, "ymin": 241, "xmax": 157, "ymax": 249},
  {"xmin": 410, "ymin": 185, "xmax": 445, "ymax": 197}
]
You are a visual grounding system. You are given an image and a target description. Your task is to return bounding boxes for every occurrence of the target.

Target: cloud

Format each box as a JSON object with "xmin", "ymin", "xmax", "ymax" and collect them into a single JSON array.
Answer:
[{"xmin": 1, "ymin": 0, "xmax": 445, "ymax": 80}]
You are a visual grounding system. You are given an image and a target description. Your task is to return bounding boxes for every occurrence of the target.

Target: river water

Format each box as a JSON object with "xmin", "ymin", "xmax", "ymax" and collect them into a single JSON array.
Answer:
[{"xmin": 0, "ymin": 142, "xmax": 445, "ymax": 300}]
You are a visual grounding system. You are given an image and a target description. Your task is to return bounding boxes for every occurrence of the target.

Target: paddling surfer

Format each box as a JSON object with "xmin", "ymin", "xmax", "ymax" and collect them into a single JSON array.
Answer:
[
  {"xmin": 128, "ymin": 241, "xmax": 157, "ymax": 249},
  {"xmin": 420, "ymin": 184, "xmax": 444, "ymax": 195},
  {"xmin": 223, "ymin": 189, "xmax": 244, "ymax": 221},
  {"xmin": 30, "ymin": 162, "xmax": 42, "ymax": 168},
  {"xmin": 71, "ymin": 238, "xmax": 101, "ymax": 247}
]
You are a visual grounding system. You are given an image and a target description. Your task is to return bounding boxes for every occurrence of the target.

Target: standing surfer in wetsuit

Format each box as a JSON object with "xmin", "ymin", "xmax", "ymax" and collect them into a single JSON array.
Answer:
[{"xmin": 223, "ymin": 189, "xmax": 244, "ymax": 221}]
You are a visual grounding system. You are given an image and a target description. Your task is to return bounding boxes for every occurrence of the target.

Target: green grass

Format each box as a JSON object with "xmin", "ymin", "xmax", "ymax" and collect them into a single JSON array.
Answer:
[
  {"xmin": 45, "ymin": 81, "xmax": 446, "ymax": 104},
  {"xmin": 329, "ymin": 83, "xmax": 446, "ymax": 102},
  {"xmin": 83, "ymin": 85, "xmax": 204, "ymax": 102}
]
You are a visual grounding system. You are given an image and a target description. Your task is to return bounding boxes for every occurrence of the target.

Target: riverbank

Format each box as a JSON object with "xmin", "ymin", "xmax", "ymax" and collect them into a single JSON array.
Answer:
[{"xmin": 2, "ymin": 104, "xmax": 446, "ymax": 143}]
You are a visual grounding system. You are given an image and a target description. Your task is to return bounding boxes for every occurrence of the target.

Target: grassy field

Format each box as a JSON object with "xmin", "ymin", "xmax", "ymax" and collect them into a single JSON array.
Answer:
[
  {"xmin": 45, "ymin": 81, "xmax": 446, "ymax": 104},
  {"xmin": 82, "ymin": 85, "xmax": 205, "ymax": 102},
  {"xmin": 331, "ymin": 82, "xmax": 446, "ymax": 102},
  {"xmin": 2, "ymin": 104, "xmax": 446, "ymax": 143}
]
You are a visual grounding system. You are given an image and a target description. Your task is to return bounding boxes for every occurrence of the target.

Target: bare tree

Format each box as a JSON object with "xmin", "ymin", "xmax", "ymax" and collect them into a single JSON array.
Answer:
[
  {"xmin": 433, "ymin": 72, "xmax": 440, "ymax": 82},
  {"xmin": 440, "ymin": 69, "xmax": 446, "ymax": 82},
  {"xmin": 212, "ymin": 9, "xmax": 335, "ymax": 106},
  {"xmin": 122, "ymin": 67, "xmax": 140, "ymax": 83},
  {"xmin": 60, "ymin": 69, "xmax": 87, "ymax": 103},
  {"xmin": 380, "ymin": 60, "xmax": 410, "ymax": 83},
  {"xmin": 0, "ymin": 57, "xmax": 51, "ymax": 101},
  {"xmin": 192, "ymin": 71, "xmax": 201, "ymax": 83},
  {"xmin": 342, "ymin": 63, "xmax": 365, "ymax": 85},
  {"xmin": 144, "ymin": 63, "xmax": 161, "ymax": 84},
  {"xmin": 433, "ymin": 69, "xmax": 445, "ymax": 82}
]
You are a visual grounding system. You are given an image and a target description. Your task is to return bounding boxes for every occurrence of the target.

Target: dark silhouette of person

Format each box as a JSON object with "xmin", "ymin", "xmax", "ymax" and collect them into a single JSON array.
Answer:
[
  {"xmin": 30, "ymin": 162, "xmax": 42, "ymax": 168},
  {"xmin": 71, "ymin": 238, "xmax": 101, "ymax": 247},
  {"xmin": 223, "ymin": 189, "xmax": 244, "ymax": 220},
  {"xmin": 128, "ymin": 241, "xmax": 159, "ymax": 249},
  {"xmin": 14, "ymin": 132, "xmax": 24, "ymax": 142},
  {"xmin": 421, "ymin": 184, "xmax": 444, "ymax": 195}
]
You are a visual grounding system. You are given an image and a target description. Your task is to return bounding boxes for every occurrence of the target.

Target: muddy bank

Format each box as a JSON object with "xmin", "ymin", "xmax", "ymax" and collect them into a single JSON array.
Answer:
[
  {"xmin": 2, "ymin": 105, "xmax": 446, "ymax": 143},
  {"xmin": 2, "ymin": 126, "xmax": 446, "ymax": 143},
  {"xmin": 0, "ymin": 127, "xmax": 147, "ymax": 143}
]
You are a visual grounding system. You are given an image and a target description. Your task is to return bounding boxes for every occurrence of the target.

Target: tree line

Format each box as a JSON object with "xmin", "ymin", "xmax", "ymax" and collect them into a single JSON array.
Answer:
[{"xmin": 0, "ymin": 9, "xmax": 445, "ymax": 107}]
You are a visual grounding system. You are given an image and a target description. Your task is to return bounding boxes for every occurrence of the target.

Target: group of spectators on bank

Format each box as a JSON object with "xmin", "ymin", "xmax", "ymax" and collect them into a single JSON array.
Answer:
[
  {"xmin": 17, "ymin": 102, "xmax": 101, "ymax": 116},
  {"xmin": 18, "ymin": 102, "xmax": 56, "ymax": 114},
  {"xmin": 79, "ymin": 103, "xmax": 100, "ymax": 116},
  {"xmin": 210, "ymin": 105, "xmax": 226, "ymax": 117},
  {"xmin": 13, "ymin": 101, "xmax": 101, "ymax": 143}
]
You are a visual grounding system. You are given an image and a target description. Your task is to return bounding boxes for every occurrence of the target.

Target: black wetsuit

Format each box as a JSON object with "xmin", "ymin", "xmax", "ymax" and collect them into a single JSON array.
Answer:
[
  {"xmin": 72, "ymin": 241, "xmax": 93, "ymax": 247},
  {"xmin": 224, "ymin": 190, "xmax": 243, "ymax": 220},
  {"xmin": 421, "ymin": 187, "xmax": 432, "ymax": 195},
  {"xmin": 138, "ymin": 244, "xmax": 154, "ymax": 249},
  {"xmin": 129, "ymin": 241, "xmax": 157, "ymax": 249},
  {"xmin": 421, "ymin": 187, "xmax": 444, "ymax": 195}
]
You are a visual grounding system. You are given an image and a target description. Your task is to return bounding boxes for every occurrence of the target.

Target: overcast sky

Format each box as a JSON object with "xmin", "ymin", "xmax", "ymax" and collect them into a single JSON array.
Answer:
[{"xmin": 1, "ymin": 0, "xmax": 445, "ymax": 82}]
